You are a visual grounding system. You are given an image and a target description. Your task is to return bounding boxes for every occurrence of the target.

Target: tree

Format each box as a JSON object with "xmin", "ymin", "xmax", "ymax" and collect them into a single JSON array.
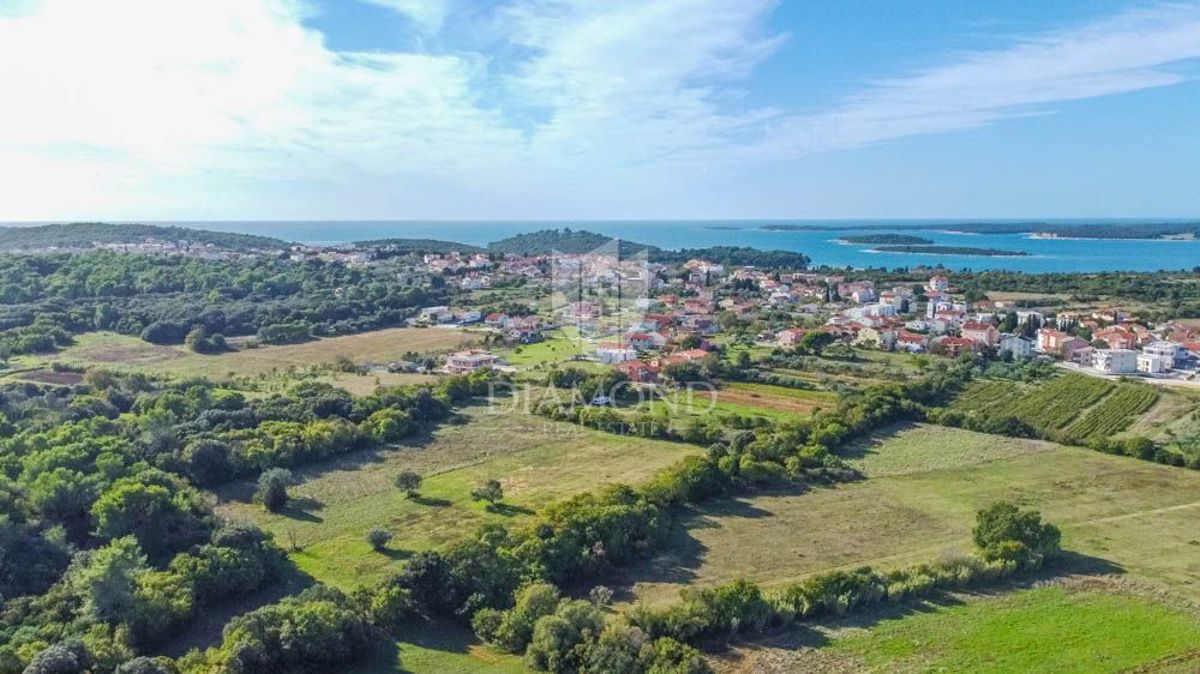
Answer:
[
  {"xmin": 184, "ymin": 326, "xmax": 208, "ymax": 353},
  {"xmin": 471, "ymin": 479, "xmax": 504, "ymax": 509},
  {"xmin": 394, "ymin": 470, "xmax": 422, "ymax": 498},
  {"xmin": 23, "ymin": 640, "xmax": 90, "ymax": 674},
  {"xmin": 972, "ymin": 501, "xmax": 1060, "ymax": 565},
  {"xmin": 474, "ymin": 582, "xmax": 561, "ymax": 653},
  {"xmin": 797, "ymin": 330, "xmax": 836, "ymax": 355},
  {"xmin": 367, "ymin": 528, "xmax": 393, "ymax": 551},
  {"xmin": 254, "ymin": 469, "xmax": 292, "ymax": 512},
  {"xmin": 68, "ymin": 536, "xmax": 147, "ymax": 623},
  {"xmin": 525, "ymin": 599, "xmax": 604, "ymax": 673},
  {"xmin": 115, "ymin": 656, "xmax": 176, "ymax": 674},
  {"xmin": 91, "ymin": 474, "xmax": 208, "ymax": 558},
  {"xmin": 366, "ymin": 408, "xmax": 414, "ymax": 443},
  {"xmin": 588, "ymin": 585, "xmax": 614, "ymax": 608}
]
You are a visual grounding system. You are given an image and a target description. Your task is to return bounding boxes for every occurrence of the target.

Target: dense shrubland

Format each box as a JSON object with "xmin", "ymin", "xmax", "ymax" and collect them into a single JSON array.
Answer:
[
  {"xmin": 0, "ymin": 369, "xmax": 499, "ymax": 673},
  {"xmin": 0, "ymin": 251, "xmax": 445, "ymax": 356}
]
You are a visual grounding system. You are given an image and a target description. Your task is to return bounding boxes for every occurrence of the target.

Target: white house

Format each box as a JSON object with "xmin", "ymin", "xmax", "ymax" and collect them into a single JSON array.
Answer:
[
  {"xmin": 456, "ymin": 310, "xmax": 482, "ymax": 324},
  {"xmin": 1143, "ymin": 341, "xmax": 1182, "ymax": 368},
  {"xmin": 998, "ymin": 333, "xmax": 1034, "ymax": 359},
  {"xmin": 1136, "ymin": 353, "xmax": 1170, "ymax": 374},
  {"xmin": 446, "ymin": 349, "xmax": 497, "ymax": 374},
  {"xmin": 596, "ymin": 342, "xmax": 637, "ymax": 364},
  {"xmin": 1092, "ymin": 349, "xmax": 1138, "ymax": 374},
  {"xmin": 418, "ymin": 305, "xmax": 455, "ymax": 324},
  {"xmin": 633, "ymin": 298, "xmax": 661, "ymax": 311}
]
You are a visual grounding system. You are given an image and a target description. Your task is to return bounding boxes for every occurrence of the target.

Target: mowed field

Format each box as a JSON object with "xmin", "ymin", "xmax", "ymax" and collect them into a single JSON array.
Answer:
[
  {"xmin": 216, "ymin": 406, "xmax": 701, "ymax": 589},
  {"xmin": 719, "ymin": 382, "xmax": 838, "ymax": 416},
  {"xmin": 9, "ymin": 328, "xmax": 471, "ymax": 386},
  {"xmin": 719, "ymin": 581, "xmax": 1200, "ymax": 674},
  {"xmin": 618, "ymin": 424, "xmax": 1200, "ymax": 606}
]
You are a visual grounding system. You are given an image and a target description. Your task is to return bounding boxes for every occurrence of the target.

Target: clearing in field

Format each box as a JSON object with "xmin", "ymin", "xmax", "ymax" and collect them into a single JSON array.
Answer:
[
  {"xmin": 719, "ymin": 581, "xmax": 1200, "ymax": 674},
  {"xmin": 10, "ymin": 328, "xmax": 470, "ymax": 385},
  {"xmin": 718, "ymin": 382, "xmax": 838, "ymax": 416},
  {"xmin": 215, "ymin": 406, "xmax": 700, "ymax": 589},
  {"xmin": 617, "ymin": 424, "xmax": 1200, "ymax": 605}
]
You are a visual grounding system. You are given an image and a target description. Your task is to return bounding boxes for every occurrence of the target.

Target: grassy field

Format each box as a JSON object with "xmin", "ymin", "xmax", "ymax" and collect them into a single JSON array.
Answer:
[
  {"xmin": 720, "ymin": 382, "xmax": 838, "ymax": 416},
  {"xmin": 216, "ymin": 406, "xmax": 700, "ymax": 589},
  {"xmin": 347, "ymin": 621, "xmax": 526, "ymax": 674},
  {"xmin": 617, "ymin": 424, "xmax": 1200, "ymax": 605},
  {"xmin": 8, "ymin": 329, "xmax": 467, "ymax": 389},
  {"xmin": 721, "ymin": 582, "xmax": 1200, "ymax": 674},
  {"xmin": 496, "ymin": 327, "xmax": 594, "ymax": 372}
]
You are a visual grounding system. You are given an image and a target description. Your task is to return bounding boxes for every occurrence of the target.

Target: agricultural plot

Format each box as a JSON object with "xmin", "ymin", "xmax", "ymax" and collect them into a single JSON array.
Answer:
[
  {"xmin": 617, "ymin": 424, "xmax": 1200, "ymax": 606},
  {"xmin": 1122, "ymin": 388, "xmax": 1200, "ymax": 440},
  {"xmin": 216, "ymin": 407, "xmax": 700, "ymax": 589},
  {"xmin": 1068, "ymin": 384, "xmax": 1161, "ymax": 440},
  {"xmin": 1004, "ymin": 374, "xmax": 1113, "ymax": 430},
  {"xmin": 952, "ymin": 374, "xmax": 1163, "ymax": 439},
  {"xmin": 719, "ymin": 382, "xmax": 838, "ymax": 416},
  {"xmin": 951, "ymin": 379, "xmax": 1025, "ymax": 414},
  {"xmin": 722, "ymin": 583, "xmax": 1200, "ymax": 674}
]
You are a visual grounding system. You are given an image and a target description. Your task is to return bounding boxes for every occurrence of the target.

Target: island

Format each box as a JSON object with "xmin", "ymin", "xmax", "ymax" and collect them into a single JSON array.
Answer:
[
  {"xmin": 838, "ymin": 234, "xmax": 934, "ymax": 245},
  {"xmin": 872, "ymin": 245, "xmax": 1030, "ymax": 256}
]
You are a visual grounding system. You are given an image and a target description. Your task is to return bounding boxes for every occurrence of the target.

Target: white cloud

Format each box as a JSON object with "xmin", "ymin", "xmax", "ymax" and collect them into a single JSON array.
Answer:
[
  {"xmin": 358, "ymin": 0, "xmax": 452, "ymax": 33},
  {"xmin": 0, "ymin": 0, "xmax": 1198, "ymax": 219},
  {"xmin": 754, "ymin": 3, "xmax": 1200, "ymax": 159}
]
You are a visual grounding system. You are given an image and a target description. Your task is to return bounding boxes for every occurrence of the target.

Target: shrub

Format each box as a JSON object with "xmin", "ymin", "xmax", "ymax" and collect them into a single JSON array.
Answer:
[
  {"xmin": 367, "ymin": 528, "xmax": 393, "ymax": 551},
  {"xmin": 394, "ymin": 470, "xmax": 422, "ymax": 498},
  {"xmin": 471, "ymin": 479, "xmax": 504, "ymax": 508},
  {"xmin": 972, "ymin": 501, "xmax": 1060, "ymax": 566},
  {"xmin": 254, "ymin": 468, "xmax": 292, "ymax": 511}
]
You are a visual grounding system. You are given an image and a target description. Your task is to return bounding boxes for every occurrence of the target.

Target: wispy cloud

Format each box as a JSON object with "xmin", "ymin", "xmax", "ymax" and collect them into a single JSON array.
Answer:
[
  {"xmin": 358, "ymin": 0, "xmax": 453, "ymax": 33},
  {"xmin": 755, "ymin": 3, "xmax": 1200, "ymax": 158},
  {"xmin": 0, "ymin": 0, "xmax": 1198, "ymax": 219}
]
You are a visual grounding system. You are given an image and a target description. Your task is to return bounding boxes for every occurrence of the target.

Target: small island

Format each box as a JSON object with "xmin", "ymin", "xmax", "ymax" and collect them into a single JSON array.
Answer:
[
  {"xmin": 872, "ymin": 245, "xmax": 1030, "ymax": 257},
  {"xmin": 838, "ymin": 234, "xmax": 934, "ymax": 245}
]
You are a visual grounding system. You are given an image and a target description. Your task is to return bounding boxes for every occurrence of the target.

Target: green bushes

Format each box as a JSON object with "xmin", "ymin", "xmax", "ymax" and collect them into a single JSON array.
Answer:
[
  {"xmin": 254, "ymin": 468, "xmax": 292, "ymax": 511},
  {"xmin": 474, "ymin": 582, "xmax": 562, "ymax": 653},
  {"xmin": 3, "ymin": 526, "xmax": 284, "ymax": 672},
  {"xmin": 177, "ymin": 586, "xmax": 371, "ymax": 674},
  {"xmin": 472, "ymin": 581, "xmax": 713, "ymax": 674},
  {"xmin": 972, "ymin": 501, "xmax": 1061, "ymax": 566}
]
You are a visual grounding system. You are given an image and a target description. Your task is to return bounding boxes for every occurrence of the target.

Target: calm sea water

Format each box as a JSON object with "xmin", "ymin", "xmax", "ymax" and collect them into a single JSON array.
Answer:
[{"xmin": 155, "ymin": 220, "xmax": 1200, "ymax": 273}]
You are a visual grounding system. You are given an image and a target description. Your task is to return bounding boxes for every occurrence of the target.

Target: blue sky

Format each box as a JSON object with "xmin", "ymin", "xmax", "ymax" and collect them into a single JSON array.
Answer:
[{"xmin": 1, "ymin": 0, "xmax": 1198, "ymax": 220}]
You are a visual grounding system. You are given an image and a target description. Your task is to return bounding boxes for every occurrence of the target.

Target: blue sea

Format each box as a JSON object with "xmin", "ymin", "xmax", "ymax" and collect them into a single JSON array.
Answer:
[{"xmin": 157, "ymin": 220, "xmax": 1200, "ymax": 273}]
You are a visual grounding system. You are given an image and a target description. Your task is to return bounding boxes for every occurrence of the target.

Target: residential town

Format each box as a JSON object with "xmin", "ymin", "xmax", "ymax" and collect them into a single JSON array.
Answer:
[{"xmin": 417, "ymin": 250, "xmax": 1200, "ymax": 385}]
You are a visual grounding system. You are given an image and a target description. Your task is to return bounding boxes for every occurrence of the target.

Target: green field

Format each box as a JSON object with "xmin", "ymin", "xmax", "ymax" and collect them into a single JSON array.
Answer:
[
  {"xmin": 216, "ymin": 406, "xmax": 700, "ymax": 589},
  {"xmin": 953, "ymin": 374, "xmax": 1163, "ymax": 439},
  {"xmin": 6, "ymin": 329, "xmax": 468, "ymax": 390},
  {"xmin": 732, "ymin": 583, "xmax": 1200, "ymax": 674},
  {"xmin": 618, "ymin": 424, "xmax": 1200, "ymax": 605},
  {"xmin": 497, "ymin": 327, "xmax": 595, "ymax": 371},
  {"xmin": 347, "ymin": 621, "xmax": 526, "ymax": 674}
]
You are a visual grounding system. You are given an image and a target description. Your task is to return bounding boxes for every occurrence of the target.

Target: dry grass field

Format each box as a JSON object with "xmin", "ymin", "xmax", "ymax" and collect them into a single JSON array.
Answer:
[
  {"xmin": 215, "ymin": 406, "xmax": 701, "ymax": 589},
  {"xmin": 617, "ymin": 424, "xmax": 1200, "ymax": 606},
  {"xmin": 8, "ymin": 328, "xmax": 472, "ymax": 388}
]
